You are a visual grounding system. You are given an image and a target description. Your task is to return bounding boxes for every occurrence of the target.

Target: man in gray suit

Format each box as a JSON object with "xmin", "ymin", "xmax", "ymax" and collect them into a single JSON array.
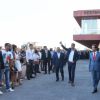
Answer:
[{"xmin": 89, "ymin": 44, "xmax": 100, "ymax": 93}]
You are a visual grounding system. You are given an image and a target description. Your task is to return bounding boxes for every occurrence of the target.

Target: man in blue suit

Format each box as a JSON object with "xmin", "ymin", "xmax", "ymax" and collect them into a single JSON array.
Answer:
[
  {"xmin": 53, "ymin": 47, "xmax": 65, "ymax": 82},
  {"xmin": 60, "ymin": 42, "xmax": 79, "ymax": 86},
  {"xmin": 89, "ymin": 44, "xmax": 100, "ymax": 94}
]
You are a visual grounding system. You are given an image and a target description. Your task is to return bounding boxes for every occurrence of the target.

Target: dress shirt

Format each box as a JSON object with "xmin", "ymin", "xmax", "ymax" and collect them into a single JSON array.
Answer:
[
  {"xmin": 50, "ymin": 51, "xmax": 54, "ymax": 58},
  {"xmin": 38, "ymin": 52, "xmax": 42, "ymax": 59},
  {"xmin": 68, "ymin": 50, "xmax": 75, "ymax": 62},
  {"xmin": 57, "ymin": 52, "xmax": 60, "ymax": 59},
  {"xmin": 2, "ymin": 50, "xmax": 13, "ymax": 66},
  {"xmin": 45, "ymin": 50, "xmax": 48, "ymax": 58},
  {"xmin": 93, "ymin": 51, "xmax": 97, "ymax": 61},
  {"xmin": 26, "ymin": 49, "xmax": 34, "ymax": 62},
  {"xmin": 33, "ymin": 53, "xmax": 40, "ymax": 62}
]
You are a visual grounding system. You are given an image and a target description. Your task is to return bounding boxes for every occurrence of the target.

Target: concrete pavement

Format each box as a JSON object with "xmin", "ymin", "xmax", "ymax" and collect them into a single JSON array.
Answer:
[{"xmin": 0, "ymin": 60, "xmax": 100, "ymax": 100}]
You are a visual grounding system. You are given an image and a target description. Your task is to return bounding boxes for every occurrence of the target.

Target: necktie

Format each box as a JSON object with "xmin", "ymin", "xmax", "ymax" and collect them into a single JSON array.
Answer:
[{"xmin": 93, "ymin": 52, "xmax": 96, "ymax": 61}]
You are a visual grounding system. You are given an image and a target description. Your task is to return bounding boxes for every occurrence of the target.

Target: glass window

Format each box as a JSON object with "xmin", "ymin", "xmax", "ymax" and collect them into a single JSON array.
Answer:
[{"xmin": 81, "ymin": 19, "xmax": 100, "ymax": 34}]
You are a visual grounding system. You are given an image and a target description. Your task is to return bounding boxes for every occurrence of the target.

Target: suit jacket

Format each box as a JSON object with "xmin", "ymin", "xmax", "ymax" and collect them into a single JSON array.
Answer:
[
  {"xmin": 41, "ymin": 49, "xmax": 51, "ymax": 60},
  {"xmin": 61, "ymin": 45, "xmax": 79, "ymax": 63},
  {"xmin": 0, "ymin": 51, "xmax": 4, "ymax": 69},
  {"xmin": 89, "ymin": 51, "xmax": 100, "ymax": 72},
  {"xmin": 53, "ymin": 52, "xmax": 65, "ymax": 68}
]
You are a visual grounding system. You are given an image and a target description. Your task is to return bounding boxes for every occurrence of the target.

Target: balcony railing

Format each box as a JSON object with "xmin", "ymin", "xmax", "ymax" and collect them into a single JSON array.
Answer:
[{"xmin": 73, "ymin": 29, "xmax": 100, "ymax": 35}]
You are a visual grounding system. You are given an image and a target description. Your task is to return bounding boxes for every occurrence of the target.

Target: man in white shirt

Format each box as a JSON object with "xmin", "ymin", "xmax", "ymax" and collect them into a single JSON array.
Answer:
[
  {"xmin": 68, "ymin": 50, "xmax": 74, "ymax": 62},
  {"xmin": 60, "ymin": 42, "xmax": 79, "ymax": 86},
  {"xmin": 26, "ymin": 44, "xmax": 34, "ymax": 80}
]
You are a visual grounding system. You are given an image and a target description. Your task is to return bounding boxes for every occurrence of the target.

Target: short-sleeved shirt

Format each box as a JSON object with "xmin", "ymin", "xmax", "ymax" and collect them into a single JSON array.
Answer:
[{"xmin": 2, "ymin": 50, "xmax": 13, "ymax": 68}]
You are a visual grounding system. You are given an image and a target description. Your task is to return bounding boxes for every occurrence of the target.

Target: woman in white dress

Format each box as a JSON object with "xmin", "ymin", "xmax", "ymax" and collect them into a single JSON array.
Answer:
[{"xmin": 13, "ymin": 45, "xmax": 22, "ymax": 85}]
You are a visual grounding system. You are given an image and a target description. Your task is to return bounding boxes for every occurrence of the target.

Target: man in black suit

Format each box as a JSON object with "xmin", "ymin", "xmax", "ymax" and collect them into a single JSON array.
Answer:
[
  {"xmin": 60, "ymin": 42, "xmax": 79, "ymax": 86},
  {"xmin": 50, "ymin": 48, "xmax": 54, "ymax": 72},
  {"xmin": 41, "ymin": 46, "xmax": 51, "ymax": 74}
]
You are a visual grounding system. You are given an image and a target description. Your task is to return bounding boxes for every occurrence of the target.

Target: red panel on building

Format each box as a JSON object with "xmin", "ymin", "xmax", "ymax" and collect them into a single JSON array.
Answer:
[
  {"xmin": 74, "ymin": 9, "xmax": 100, "ymax": 26},
  {"xmin": 73, "ymin": 9, "xmax": 100, "ymax": 48},
  {"xmin": 73, "ymin": 34, "xmax": 100, "ymax": 40}
]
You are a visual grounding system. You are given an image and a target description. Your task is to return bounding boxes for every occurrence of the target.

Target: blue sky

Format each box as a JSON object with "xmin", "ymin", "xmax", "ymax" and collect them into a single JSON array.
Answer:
[{"xmin": 0, "ymin": 0, "xmax": 100, "ymax": 49}]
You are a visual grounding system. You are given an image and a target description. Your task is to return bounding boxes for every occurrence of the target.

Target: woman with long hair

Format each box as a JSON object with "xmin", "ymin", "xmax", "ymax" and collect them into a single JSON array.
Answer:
[{"xmin": 12, "ymin": 45, "xmax": 22, "ymax": 85}]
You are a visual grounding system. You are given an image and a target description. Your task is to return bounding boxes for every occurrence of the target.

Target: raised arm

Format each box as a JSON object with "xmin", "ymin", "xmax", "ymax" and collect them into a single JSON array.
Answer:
[{"xmin": 60, "ymin": 42, "xmax": 68, "ymax": 51}]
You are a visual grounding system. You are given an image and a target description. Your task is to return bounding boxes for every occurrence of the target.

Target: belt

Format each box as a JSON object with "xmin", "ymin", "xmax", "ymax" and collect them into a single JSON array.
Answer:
[{"xmin": 29, "ymin": 60, "xmax": 33, "ymax": 61}]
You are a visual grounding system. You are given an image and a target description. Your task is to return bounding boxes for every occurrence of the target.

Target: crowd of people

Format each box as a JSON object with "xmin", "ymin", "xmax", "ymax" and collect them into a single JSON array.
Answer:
[
  {"xmin": 78, "ymin": 50, "xmax": 90, "ymax": 59},
  {"xmin": 0, "ymin": 42, "xmax": 100, "ymax": 95},
  {"xmin": 0, "ymin": 42, "xmax": 67, "ymax": 95}
]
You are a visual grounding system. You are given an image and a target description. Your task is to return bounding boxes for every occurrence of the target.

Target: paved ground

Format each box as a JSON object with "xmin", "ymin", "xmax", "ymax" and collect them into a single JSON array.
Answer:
[{"xmin": 0, "ymin": 60, "xmax": 100, "ymax": 100}]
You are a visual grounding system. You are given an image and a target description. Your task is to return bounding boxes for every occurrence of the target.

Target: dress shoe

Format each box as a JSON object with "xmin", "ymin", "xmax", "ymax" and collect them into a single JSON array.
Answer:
[
  {"xmin": 44, "ymin": 72, "xmax": 47, "ymax": 74},
  {"xmin": 41, "ymin": 69, "xmax": 44, "ymax": 71},
  {"xmin": 92, "ymin": 89, "xmax": 98, "ymax": 94},
  {"xmin": 37, "ymin": 71, "xmax": 41, "ymax": 73},
  {"xmin": 56, "ymin": 79, "xmax": 59, "ymax": 82},
  {"xmin": 30, "ymin": 76, "xmax": 35, "ymax": 78},
  {"xmin": 27, "ymin": 78, "xmax": 30, "ymax": 80}
]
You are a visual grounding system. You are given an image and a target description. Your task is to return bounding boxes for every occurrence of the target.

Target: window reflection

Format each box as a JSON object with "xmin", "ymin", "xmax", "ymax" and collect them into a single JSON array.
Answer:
[{"xmin": 81, "ymin": 19, "xmax": 100, "ymax": 34}]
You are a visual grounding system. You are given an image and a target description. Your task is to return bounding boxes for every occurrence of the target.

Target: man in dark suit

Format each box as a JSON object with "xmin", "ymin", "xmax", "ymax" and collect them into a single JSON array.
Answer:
[
  {"xmin": 41, "ymin": 46, "xmax": 51, "ymax": 74},
  {"xmin": 89, "ymin": 44, "xmax": 100, "ymax": 93},
  {"xmin": 60, "ymin": 42, "xmax": 79, "ymax": 86},
  {"xmin": 53, "ymin": 47, "xmax": 65, "ymax": 81},
  {"xmin": 50, "ymin": 48, "xmax": 54, "ymax": 72}
]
